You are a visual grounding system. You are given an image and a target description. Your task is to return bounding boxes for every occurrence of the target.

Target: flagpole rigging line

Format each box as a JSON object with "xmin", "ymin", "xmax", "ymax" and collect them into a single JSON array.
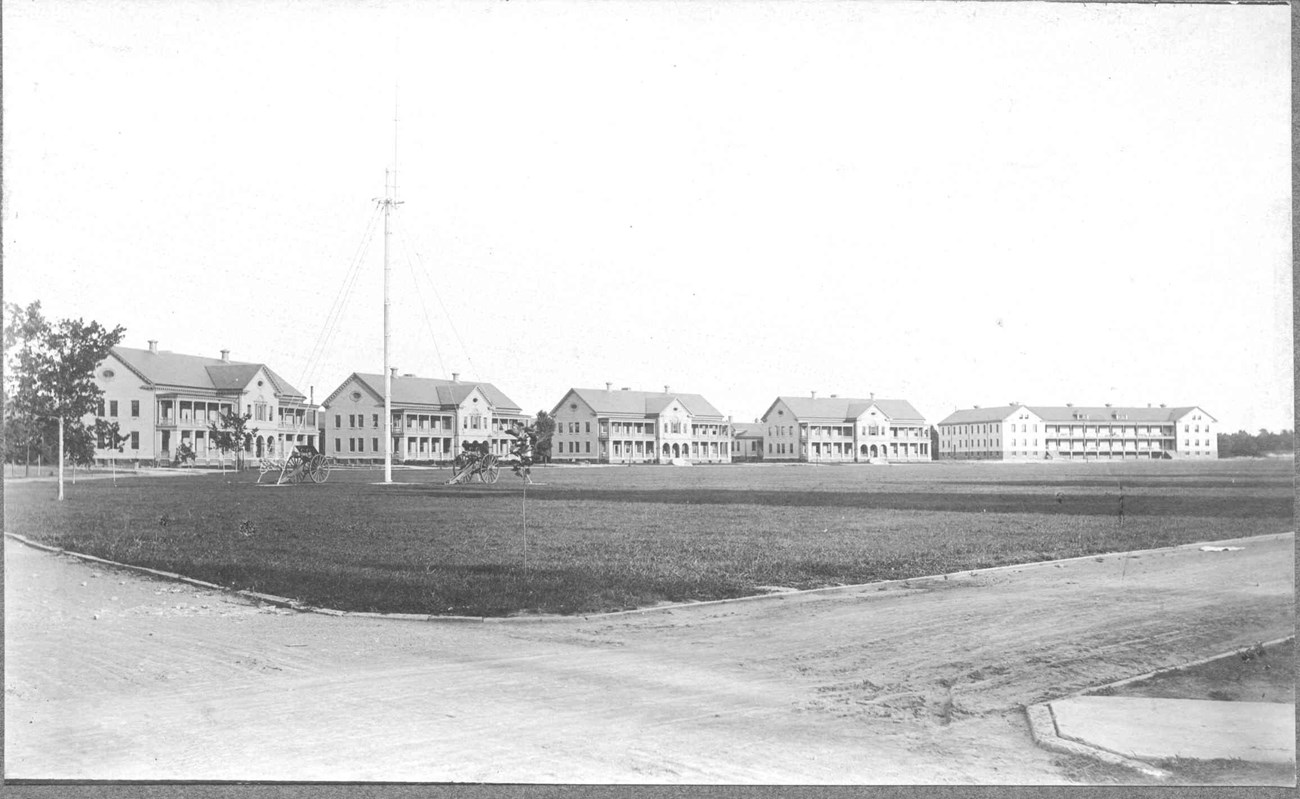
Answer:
[
  {"xmin": 393, "ymin": 215, "xmax": 483, "ymax": 384},
  {"xmin": 394, "ymin": 224, "xmax": 449, "ymax": 378},
  {"xmin": 298, "ymin": 205, "xmax": 383, "ymax": 391}
]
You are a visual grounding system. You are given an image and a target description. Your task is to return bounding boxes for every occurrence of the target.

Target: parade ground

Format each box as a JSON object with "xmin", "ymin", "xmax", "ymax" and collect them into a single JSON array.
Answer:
[{"xmin": 4, "ymin": 458, "xmax": 1293, "ymax": 784}]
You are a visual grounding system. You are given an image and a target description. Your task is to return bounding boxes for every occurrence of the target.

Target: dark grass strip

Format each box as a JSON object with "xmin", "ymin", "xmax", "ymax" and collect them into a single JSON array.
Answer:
[{"xmin": 480, "ymin": 488, "xmax": 1293, "ymax": 518}]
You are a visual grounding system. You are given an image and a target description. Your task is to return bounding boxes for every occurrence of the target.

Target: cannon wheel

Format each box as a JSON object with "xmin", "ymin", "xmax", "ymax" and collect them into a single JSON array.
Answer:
[
  {"xmin": 482, "ymin": 455, "xmax": 500, "ymax": 484},
  {"xmin": 308, "ymin": 454, "xmax": 327, "ymax": 483},
  {"xmin": 318, "ymin": 456, "xmax": 334, "ymax": 483}
]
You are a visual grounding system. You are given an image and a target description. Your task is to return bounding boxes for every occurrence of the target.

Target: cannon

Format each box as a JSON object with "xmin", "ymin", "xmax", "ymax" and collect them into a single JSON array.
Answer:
[
  {"xmin": 447, "ymin": 442, "xmax": 501, "ymax": 485},
  {"xmin": 258, "ymin": 444, "xmax": 336, "ymax": 486}
]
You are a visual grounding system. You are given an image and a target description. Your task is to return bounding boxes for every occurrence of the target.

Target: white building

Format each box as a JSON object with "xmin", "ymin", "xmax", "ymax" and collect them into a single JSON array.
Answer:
[
  {"xmin": 936, "ymin": 404, "xmax": 1219, "ymax": 460},
  {"xmin": 89, "ymin": 341, "xmax": 320, "ymax": 465},
  {"xmin": 322, "ymin": 371, "xmax": 527, "ymax": 463},
  {"xmin": 760, "ymin": 394, "xmax": 931, "ymax": 462},
  {"xmin": 550, "ymin": 385, "xmax": 732, "ymax": 463}
]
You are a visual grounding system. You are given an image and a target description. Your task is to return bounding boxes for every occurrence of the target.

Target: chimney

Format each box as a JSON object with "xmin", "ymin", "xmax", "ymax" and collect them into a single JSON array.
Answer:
[
  {"xmin": 452, "ymin": 372, "xmax": 460, "ymax": 383},
  {"xmin": 830, "ymin": 394, "xmax": 838, "ymax": 398},
  {"xmin": 1159, "ymin": 403, "xmax": 1166, "ymax": 408},
  {"xmin": 811, "ymin": 390, "xmax": 817, "ymax": 399},
  {"xmin": 870, "ymin": 392, "xmax": 874, "ymax": 400},
  {"xmin": 1066, "ymin": 403, "xmax": 1074, "ymax": 407},
  {"xmin": 606, "ymin": 382, "xmax": 612, "ymax": 391},
  {"xmin": 621, "ymin": 387, "xmax": 630, "ymax": 391},
  {"xmin": 664, "ymin": 385, "xmax": 671, "ymax": 394},
  {"xmin": 148, "ymin": 340, "xmax": 158, "ymax": 354},
  {"xmin": 1105, "ymin": 402, "xmax": 1113, "ymax": 408},
  {"xmin": 390, "ymin": 367, "xmax": 398, "ymax": 379},
  {"xmin": 220, "ymin": 349, "xmax": 230, "ymax": 362}
]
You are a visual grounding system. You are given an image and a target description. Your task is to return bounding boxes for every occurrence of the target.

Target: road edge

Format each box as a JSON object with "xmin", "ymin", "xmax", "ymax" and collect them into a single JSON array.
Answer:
[
  {"xmin": 5, "ymin": 529, "xmax": 1293, "ymax": 625},
  {"xmin": 1024, "ymin": 634, "xmax": 1297, "ymax": 779}
]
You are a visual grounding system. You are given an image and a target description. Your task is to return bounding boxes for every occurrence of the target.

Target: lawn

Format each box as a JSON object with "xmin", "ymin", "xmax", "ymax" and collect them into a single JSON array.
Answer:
[{"xmin": 3, "ymin": 459, "xmax": 1293, "ymax": 616}]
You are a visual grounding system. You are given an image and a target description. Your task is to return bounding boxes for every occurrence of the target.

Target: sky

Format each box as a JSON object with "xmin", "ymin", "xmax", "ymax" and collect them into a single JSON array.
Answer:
[{"xmin": 3, "ymin": 1, "xmax": 1292, "ymax": 432}]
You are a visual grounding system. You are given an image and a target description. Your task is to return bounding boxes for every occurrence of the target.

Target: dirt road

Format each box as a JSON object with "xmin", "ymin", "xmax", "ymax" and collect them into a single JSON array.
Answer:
[{"xmin": 5, "ymin": 531, "xmax": 1293, "ymax": 783}]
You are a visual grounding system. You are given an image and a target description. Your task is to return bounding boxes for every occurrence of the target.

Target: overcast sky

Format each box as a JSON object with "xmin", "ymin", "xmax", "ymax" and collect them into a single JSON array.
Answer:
[{"xmin": 4, "ymin": 1, "xmax": 1292, "ymax": 431}]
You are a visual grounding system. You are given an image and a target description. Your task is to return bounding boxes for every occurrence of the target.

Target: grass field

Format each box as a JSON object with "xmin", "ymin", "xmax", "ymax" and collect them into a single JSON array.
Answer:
[{"xmin": 3, "ymin": 459, "xmax": 1293, "ymax": 616}]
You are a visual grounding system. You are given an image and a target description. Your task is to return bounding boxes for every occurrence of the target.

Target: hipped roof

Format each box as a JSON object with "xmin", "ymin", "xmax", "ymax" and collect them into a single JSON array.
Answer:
[
  {"xmin": 111, "ymin": 346, "xmax": 305, "ymax": 400},
  {"xmin": 338, "ymin": 373, "xmax": 522, "ymax": 413},
  {"xmin": 770, "ymin": 396, "xmax": 927, "ymax": 423},
  {"xmin": 937, "ymin": 405, "xmax": 1209, "ymax": 425},
  {"xmin": 559, "ymin": 388, "xmax": 726, "ymax": 419}
]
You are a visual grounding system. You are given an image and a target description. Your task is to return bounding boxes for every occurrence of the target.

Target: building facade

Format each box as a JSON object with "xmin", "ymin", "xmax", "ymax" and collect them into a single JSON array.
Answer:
[
  {"xmin": 759, "ymin": 395, "xmax": 931, "ymax": 462},
  {"xmin": 550, "ymin": 385, "xmax": 732, "ymax": 464},
  {"xmin": 730, "ymin": 422, "xmax": 764, "ymax": 462},
  {"xmin": 321, "ymin": 371, "xmax": 527, "ymax": 463},
  {"xmin": 88, "ymin": 341, "xmax": 321, "ymax": 466},
  {"xmin": 935, "ymin": 404, "xmax": 1219, "ymax": 460}
]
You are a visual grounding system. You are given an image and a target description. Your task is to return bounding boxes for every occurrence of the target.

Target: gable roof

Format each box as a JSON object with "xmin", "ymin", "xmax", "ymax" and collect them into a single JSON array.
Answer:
[
  {"xmin": 938, "ymin": 404, "xmax": 1211, "ymax": 425},
  {"xmin": 329, "ymin": 373, "xmax": 522, "ymax": 413},
  {"xmin": 1026, "ymin": 406, "xmax": 1207, "ymax": 423},
  {"xmin": 557, "ymin": 388, "xmax": 726, "ymax": 419},
  {"xmin": 110, "ymin": 346, "xmax": 306, "ymax": 399},
  {"xmin": 731, "ymin": 422, "xmax": 764, "ymax": 438},
  {"xmin": 766, "ymin": 396, "xmax": 927, "ymax": 424},
  {"xmin": 937, "ymin": 406, "xmax": 1024, "ymax": 425}
]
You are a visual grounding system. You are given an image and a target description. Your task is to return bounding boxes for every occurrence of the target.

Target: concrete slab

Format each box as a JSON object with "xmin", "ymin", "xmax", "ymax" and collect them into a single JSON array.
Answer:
[{"xmin": 1050, "ymin": 696, "xmax": 1295, "ymax": 765}]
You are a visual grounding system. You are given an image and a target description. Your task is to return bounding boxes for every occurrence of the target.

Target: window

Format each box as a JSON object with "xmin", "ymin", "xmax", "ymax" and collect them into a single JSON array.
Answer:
[
  {"xmin": 372, "ymin": 414, "xmax": 379, "ymax": 428},
  {"xmin": 586, "ymin": 422, "xmax": 591, "ymax": 433},
  {"xmin": 335, "ymin": 438, "xmax": 341, "ymax": 452},
  {"xmin": 130, "ymin": 400, "xmax": 140, "ymax": 417},
  {"xmin": 130, "ymin": 431, "xmax": 139, "ymax": 449},
  {"xmin": 97, "ymin": 400, "xmax": 105, "ymax": 416},
  {"xmin": 110, "ymin": 400, "xmax": 118, "ymax": 417},
  {"xmin": 335, "ymin": 414, "xmax": 342, "ymax": 429},
  {"xmin": 585, "ymin": 441, "xmax": 591, "ymax": 453},
  {"xmin": 373, "ymin": 437, "xmax": 379, "ymax": 452}
]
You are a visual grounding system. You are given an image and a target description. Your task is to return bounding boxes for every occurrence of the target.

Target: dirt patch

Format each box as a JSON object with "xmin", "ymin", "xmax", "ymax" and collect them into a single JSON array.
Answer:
[
  {"xmin": 5, "ymin": 532, "xmax": 1294, "ymax": 783},
  {"xmin": 1080, "ymin": 639, "xmax": 1295, "ymax": 785},
  {"xmin": 1090, "ymin": 639, "xmax": 1294, "ymax": 704}
]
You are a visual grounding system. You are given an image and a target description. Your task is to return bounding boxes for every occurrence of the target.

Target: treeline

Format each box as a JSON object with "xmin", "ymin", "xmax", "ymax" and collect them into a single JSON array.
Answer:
[{"xmin": 1217, "ymin": 429, "xmax": 1294, "ymax": 458}]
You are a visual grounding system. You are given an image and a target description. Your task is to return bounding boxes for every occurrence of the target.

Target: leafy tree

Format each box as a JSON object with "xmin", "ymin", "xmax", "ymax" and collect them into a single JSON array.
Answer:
[
  {"xmin": 208, "ymin": 410, "xmax": 258, "ymax": 471},
  {"xmin": 1218, "ymin": 429, "xmax": 1294, "ymax": 458},
  {"xmin": 533, "ymin": 410, "xmax": 555, "ymax": 463},
  {"xmin": 3, "ymin": 301, "xmax": 125, "ymax": 499},
  {"xmin": 91, "ymin": 417, "xmax": 129, "ymax": 482}
]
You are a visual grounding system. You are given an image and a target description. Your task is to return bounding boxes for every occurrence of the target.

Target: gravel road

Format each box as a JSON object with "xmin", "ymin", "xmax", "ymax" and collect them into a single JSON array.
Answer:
[{"xmin": 5, "ymin": 531, "xmax": 1293, "ymax": 783}]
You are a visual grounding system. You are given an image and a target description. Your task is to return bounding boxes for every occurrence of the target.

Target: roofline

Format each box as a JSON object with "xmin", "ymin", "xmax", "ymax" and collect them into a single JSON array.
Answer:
[
  {"xmin": 320, "ymin": 373, "xmax": 377, "ymax": 408},
  {"xmin": 107, "ymin": 350, "xmax": 154, "ymax": 386}
]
